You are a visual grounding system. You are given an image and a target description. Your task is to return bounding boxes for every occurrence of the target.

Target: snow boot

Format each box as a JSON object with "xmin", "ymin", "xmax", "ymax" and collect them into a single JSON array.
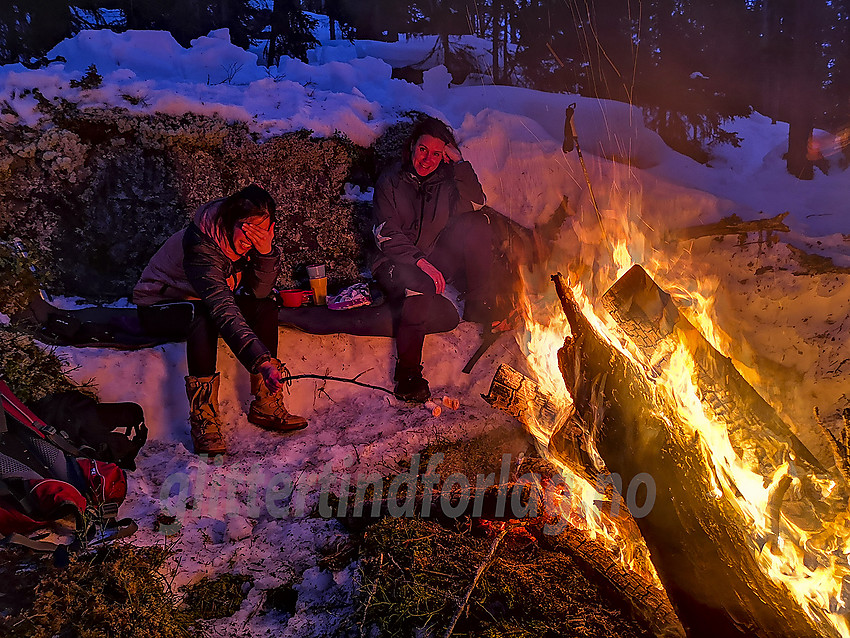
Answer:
[
  {"xmin": 393, "ymin": 364, "xmax": 431, "ymax": 403},
  {"xmin": 249, "ymin": 373, "xmax": 308, "ymax": 432},
  {"xmin": 185, "ymin": 373, "xmax": 226, "ymax": 456}
]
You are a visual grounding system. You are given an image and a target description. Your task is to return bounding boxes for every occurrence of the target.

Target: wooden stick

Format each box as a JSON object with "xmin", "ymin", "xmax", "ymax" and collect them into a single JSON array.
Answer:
[
  {"xmin": 359, "ymin": 553, "xmax": 384, "ymax": 637},
  {"xmin": 441, "ymin": 523, "xmax": 510, "ymax": 638},
  {"xmin": 286, "ymin": 374, "xmax": 393, "ymax": 395},
  {"xmin": 668, "ymin": 212, "xmax": 790, "ymax": 241}
]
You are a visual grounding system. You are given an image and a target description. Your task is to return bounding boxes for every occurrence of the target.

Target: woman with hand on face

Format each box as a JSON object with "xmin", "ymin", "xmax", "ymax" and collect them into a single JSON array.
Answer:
[
  {"xmin": 133, "ymin": 184, "xmax": 307, "ymax": 456},
  {"xmin": 371, "ymin": 117, "xmax": 504, "ymax": 402}
]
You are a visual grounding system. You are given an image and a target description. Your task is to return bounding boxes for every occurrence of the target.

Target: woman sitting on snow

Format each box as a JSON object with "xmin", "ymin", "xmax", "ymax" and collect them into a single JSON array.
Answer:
[
  {"xmin": 371, "ymin": 116, "xmax": 508, "ymax": 403},
  {"xmin": 133, "ymin": 184, "xmax": 307, "ymax": 456}
]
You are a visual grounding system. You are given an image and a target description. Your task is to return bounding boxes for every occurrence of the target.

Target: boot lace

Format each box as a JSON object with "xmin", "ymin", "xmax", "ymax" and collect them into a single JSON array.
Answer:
[
  {"xmin": 274, "ymin": 359, "xmax": 293, "ymax": 391},
  {"xmin": 190, "ymin": 381, "xmax": 222, "ymax": 435}
]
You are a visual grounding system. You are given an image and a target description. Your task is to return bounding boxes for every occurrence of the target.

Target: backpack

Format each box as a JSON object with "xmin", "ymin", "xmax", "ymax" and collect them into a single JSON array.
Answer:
[
  {"xmin": 30, "ymin": 390, "xmax": 147, "ymax": 471},
  {"xmin": 0, "ymin": 381, "xmax": 135, "ymax": 551}
]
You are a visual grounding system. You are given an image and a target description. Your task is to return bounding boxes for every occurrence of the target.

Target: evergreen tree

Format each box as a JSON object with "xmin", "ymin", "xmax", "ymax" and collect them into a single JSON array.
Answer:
[
  {"xmin": 407, "ymin": 0, "xmax": 481, "ymax": 82},
  {"xmin": 267, "ymin": 0, "xmax": 319, "ymax": 64},
  {"xmin": 514, "ymin": 0, "xmax": 755, "ymax": 162},
  {"xmin": 822, "ymin": 0, "xmax": 850, "ymax": 168},
  {"xmin": 117, "ymin": 0, "xmax": 256, "ymax": 48},
  {"xmin": 514, "ymin": 0, "xmax": 642, "ymax": 97},
  {"xmin": 637, "ymin": 0, "xmax": 756, "ymax": 162},
  {"xmin": 757, "ymin": 0, "xmax": 836, "ymax": 178},
  {"xmin": 0, "ymin": 1, "xmax": 75, "ymax": 65},
  {"xmin": 334, "ymin": 0, "xmax": 408, "ymax": 40}
]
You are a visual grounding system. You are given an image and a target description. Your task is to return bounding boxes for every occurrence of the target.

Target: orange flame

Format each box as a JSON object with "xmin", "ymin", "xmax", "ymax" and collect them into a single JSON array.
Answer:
[{"xmin": 516, "ymin": 217, "xmax": 850, "ymax": 636}]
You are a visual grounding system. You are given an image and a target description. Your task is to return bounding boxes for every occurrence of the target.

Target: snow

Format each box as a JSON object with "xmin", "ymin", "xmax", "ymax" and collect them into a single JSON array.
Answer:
[{"xmin": 2, "ymin": 24, "xmax": 850, "ymax": 636}]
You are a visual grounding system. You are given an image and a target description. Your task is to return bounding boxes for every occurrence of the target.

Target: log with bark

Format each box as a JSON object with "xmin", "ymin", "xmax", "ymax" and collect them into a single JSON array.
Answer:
[
  {"xmin": 668, "ymin": 212, "xmax": 790, "ymax": 241},
  {"xmin": 601, "ymin": 264, "xmax": 825, "ymax": 476},
  {"xmin": 482, "ymin": 364, "xmax": 685, "ymax": 637},
  {"xmin": 553, "ymin": 271, "xmax": 835, "ymax": 638}
]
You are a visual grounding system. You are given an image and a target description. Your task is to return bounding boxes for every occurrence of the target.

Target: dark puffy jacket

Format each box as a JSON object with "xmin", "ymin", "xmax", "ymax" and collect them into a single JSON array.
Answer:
[{"xmin": 371, "ymin": 160, "xmax": 485, "ymax": 270}]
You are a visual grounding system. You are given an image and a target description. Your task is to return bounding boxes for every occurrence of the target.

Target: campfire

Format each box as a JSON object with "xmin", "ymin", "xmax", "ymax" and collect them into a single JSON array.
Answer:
[{"xmin": 491, "ymin": 247, "xmax": 850, "ymax": 638}]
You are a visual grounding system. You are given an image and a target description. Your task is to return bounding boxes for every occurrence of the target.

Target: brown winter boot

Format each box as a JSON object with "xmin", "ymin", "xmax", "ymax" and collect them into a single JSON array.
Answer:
[
  {"xmin": 185, "ymin": 373, "xmax": 227, "ymax": 456},
  {"xmin": 249, "ymin": 373, "xmax": 308, "ymax": 432}
]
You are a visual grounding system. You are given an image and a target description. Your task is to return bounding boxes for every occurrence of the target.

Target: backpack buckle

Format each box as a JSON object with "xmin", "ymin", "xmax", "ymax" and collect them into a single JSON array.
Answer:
[
  {"xmin": 100, "ymin": 502, "xmax": 119, "ymax": 519},
  {"xmin": 40, "ymin": 424, "xmax": 57, "ymax": 436}
]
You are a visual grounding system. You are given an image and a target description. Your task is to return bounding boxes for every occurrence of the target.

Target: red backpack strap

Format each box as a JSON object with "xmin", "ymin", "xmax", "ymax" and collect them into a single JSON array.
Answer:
[
  {"xmin": 0, "ymin": 381, "xmax": 82, "ymax": 457},
  {"xmin": 0, "ymin": 381, "xmax": 45, "ymax": 432}
]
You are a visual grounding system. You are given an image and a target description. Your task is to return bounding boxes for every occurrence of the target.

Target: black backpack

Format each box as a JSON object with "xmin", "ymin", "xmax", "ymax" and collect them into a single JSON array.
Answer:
[{"xmin": 29, "ymin": 390, "xmax": 147, "ymax": 471}]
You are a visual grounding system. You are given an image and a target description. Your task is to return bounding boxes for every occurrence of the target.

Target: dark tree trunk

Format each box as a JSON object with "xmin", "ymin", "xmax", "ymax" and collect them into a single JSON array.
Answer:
[
  {"xmin": 492, "ymin": 0, "xmax": 500, "ymax": 82},
  {"xmin": 784, "ymin": 0, "xmax": 821, "ymax": 179},
  {"xmin": 787, "ymin": 116, "xmax": 814, "ymax": 180}
]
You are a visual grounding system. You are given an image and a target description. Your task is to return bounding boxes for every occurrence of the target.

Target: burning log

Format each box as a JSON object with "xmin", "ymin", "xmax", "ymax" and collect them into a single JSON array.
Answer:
[
  {"xmin": 342, "ymin": 465, "xmax": 686, "ymax": 638},
  {"xmin": 601, "ymin": 264, "xmax": 825, "ymax": 476},
  {"xmin": 483, "ymin": 365, "xmax": 685, "ymax": 637},
  {"xmin": 539, "ymin": 523, "xmax": 685, "ymax": 638},
  {"xmin": 814, "ymin": 407, "xmax": 850, "ymax": 487},
  {"xmin": 483, "ymin": 363, "xmax": 602, "ymax": 480},
  {"xmin": 481, "ymin": 363, "xmax": 568, "ymax": 433},
  {"xmin": 553, "ymin": 272, "xmax": 829, "ymax": 638}
]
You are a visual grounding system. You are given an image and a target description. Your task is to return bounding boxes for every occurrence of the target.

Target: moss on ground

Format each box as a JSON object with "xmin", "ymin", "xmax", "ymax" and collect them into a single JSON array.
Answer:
[
  {"xmin": 181, "ymin": 572, "xmax": 253, "ymax": 620},
  {"xmin": 359, "ymin": 516, "xmax": 648, "ymax": 638},
  {"xmin": 0, "ymin": 544, "xmax": 256, "ymax": 638},
  {"xmin": 347, "ymin": 428, "xmax": 654, "ymax": 638},
  {"xmin": 1, "ymin": 544, "xmax": 195, "ymax": 638}
]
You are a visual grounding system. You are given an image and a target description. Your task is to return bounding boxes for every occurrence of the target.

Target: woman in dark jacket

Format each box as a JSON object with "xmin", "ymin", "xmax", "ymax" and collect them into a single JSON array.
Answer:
[
  {"xmin": 372, "ymin": 117, "xmax": 503, "ymax": 402},
  {"xmin": 134, "ymin": 185, "xmax": 307, "ymax": 456}
]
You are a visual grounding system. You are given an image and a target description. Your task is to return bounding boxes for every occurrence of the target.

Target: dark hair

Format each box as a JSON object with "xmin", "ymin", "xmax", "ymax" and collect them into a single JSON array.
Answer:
[
  {"xmin": 403, "ymin": 116, "xmax": 457, "ymax": 162},
  {"xmin": 215, "ymin": 184, "xmax": 276, "ymax": 251}
]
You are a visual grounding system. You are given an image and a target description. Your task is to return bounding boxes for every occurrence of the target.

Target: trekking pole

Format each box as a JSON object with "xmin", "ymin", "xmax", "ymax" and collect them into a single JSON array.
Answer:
[{"xmin": 563, "ymin": 103, "xmax": 607, "ymax": 240}]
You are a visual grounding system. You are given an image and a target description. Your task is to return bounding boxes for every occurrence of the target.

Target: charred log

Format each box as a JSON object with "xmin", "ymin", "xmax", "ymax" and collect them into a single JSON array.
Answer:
[
  {"xmin": 341, "ymin": 461, "xmax": 685, "ymax": 638},
  {"xmin": 539, "ymin": 524, "xmax": 685, "ymax": 638},
  {"xmin": 482, "ymin": 363, "xmax": 569, "ymax": 431},
  {"xmin": 483, "ymin": 362, "xmax": 602, "ymax": 483},
  {"xmin": 553, "ymin": 272, "xmax": 829, "ymax": 638},
  {"xmin": 815, "ymin": 407, "xmax": 850, "ymax": 488}
]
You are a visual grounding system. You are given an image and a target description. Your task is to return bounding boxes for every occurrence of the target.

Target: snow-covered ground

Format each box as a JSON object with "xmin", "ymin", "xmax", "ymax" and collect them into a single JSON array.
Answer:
[{"xmin": 2, "ymin": 18, "xmax": 849, "ymax": 636}]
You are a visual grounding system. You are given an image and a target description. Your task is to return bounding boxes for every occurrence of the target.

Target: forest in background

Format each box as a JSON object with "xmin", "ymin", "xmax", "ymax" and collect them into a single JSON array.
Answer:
[{"xmin": 2, "ymin": 0, "xmax": 849, "ymax": 179}]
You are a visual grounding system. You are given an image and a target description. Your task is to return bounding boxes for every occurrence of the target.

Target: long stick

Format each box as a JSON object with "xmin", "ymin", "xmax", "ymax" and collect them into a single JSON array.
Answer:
[
  {"xmin": 286, "ymin": 374, "xmax": 394, "ymax": 395},
  {"xmin": 563, "ymin": 104, "xmax": 606, "ymax": 241},
  {"xmin": 441, "ymin": 523, "xmax": 509, "ymax": 638}
]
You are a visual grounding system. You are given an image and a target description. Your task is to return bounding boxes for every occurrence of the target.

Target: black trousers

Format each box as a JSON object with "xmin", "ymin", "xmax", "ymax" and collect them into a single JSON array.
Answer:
[
  {"xmin": 137, "ymin": 296, "xmax": 279, "ymax": 377},
  {"xmin": 374, "ymin": 211, "xmax": 497, "ymax": 371}
]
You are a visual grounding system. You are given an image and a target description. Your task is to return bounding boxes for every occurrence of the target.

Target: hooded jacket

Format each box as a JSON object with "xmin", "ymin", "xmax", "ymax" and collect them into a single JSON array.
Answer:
[
  {"xmin": 133, "ymin": 200, "xmax": 280, "ymax": 371},
  {"xmin": 371, "ymin": 160, "xmax": 485, "ymax": 271}
]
